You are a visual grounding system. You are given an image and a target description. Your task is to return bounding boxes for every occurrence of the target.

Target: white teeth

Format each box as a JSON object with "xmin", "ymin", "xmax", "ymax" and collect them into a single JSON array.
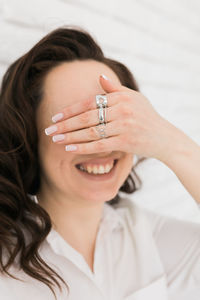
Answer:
[
  {"xmin": 87, "ymin": 166, "xmax": 93, "ymax": 173},
  {"xmin": 99, "ymin": 166, "xmax": 105, "ymax": 174},
  {"xmin": 78, "ymin": 162, "xmax": 115, "ymax": 174},
  {"xmin": 93, "ymin": 166, "xmax": 98, "ymax": 174},
  {"xmin": 105, "ymin": 164, "xmax": 111, "ymax": 173}
]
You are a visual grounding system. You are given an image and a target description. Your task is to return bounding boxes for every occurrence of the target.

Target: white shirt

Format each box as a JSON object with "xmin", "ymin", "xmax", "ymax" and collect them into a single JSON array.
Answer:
[{"xmin": 0, "ymin": 196, "xmax": 199, "ymax": 300}]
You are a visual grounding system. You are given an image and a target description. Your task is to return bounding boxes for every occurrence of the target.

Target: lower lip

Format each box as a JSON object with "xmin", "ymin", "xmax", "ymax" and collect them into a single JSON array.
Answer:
[{"xmin": 75, "ymin": 160, "xmax": 119, "ymax": 181}]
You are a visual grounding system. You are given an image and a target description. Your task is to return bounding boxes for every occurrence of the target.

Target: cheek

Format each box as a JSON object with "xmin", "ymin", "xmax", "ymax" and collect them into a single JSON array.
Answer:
[
  {"xmin": 117, "ymin": 154, "xmax": 134, "ymax": 186},
  {"xmin": 122, "ymin": 154, "xmax": 134, "ymax": 173},
  {"xmin": 38, "ymin": 136, "xmax": 72, "ymax": 180}
]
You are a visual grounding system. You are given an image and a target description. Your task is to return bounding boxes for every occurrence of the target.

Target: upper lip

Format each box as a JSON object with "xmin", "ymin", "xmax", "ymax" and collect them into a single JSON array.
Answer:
[{"xmin": 75, "ymin": 155, "xmax": 121, "ymax": 165}]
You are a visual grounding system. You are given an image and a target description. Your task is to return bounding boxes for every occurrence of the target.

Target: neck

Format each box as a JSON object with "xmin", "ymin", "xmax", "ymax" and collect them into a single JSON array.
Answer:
[{"xmin": 36, "ymin": 189, "xmax": 105, "ymax": 251}]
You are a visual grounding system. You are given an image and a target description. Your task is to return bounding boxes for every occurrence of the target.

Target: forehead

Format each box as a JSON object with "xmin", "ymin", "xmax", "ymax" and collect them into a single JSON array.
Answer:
[{"xmin": 42, "ymin": 59, "xmax": 121, "ymax": 114}]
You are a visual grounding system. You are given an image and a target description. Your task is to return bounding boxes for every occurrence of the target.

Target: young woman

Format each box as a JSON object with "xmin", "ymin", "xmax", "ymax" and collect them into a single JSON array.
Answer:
[{"xmin": 0, "ymin": 26, "xmax": 199, "ymax": 300}]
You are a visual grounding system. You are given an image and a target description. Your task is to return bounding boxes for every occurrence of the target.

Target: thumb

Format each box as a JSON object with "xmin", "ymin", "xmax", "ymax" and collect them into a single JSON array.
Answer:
[{"xmin": 99, "ymin": 74, "xmax": 128, "ymax": 93}]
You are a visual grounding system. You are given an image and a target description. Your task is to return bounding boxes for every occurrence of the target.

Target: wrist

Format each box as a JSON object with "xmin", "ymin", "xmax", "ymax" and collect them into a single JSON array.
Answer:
[{"xmin": 156, "ymin": 120, "xmax": 196, "ymax": 167}]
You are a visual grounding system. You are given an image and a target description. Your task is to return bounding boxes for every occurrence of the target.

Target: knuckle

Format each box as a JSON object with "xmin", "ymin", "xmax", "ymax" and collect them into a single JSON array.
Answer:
[
  {"xmin": 95, "ymin": 140, "xmax": 105, "ymax": 151},
  {"xmin": 79, "ymin": 112, "xmax": 90, "ymax": 125},
  {"xmin": 112, "ymin": 91, "xmax": 122, "ymax": 99},
  {"xmin": 84, "ymin": 97, "xmax": 92, "ymax": 111},
  {"xmin": 63, "ymin": 133, "xmax": 68, "ymax": 143},
  {"xmin": 121, "ymin": 105, "xmax": 133, "ymax": 117},
  {"xmin": 123, "ymin": 93, "xmax": 132, "ymax": 103},
  {"xmin": 121, "ymin": 134, "xmax": 129, "ymax": 143},
  {"xmin": 58, "ymin": 121, "xmax": 67, "ymax": 132},
  {"xmin": 122, "ymin": 118, "xmax": 134, "ymax": 127},
  {"xmin": 63, "ymin": 106, "xmax": 72, "ymax": 117},
  {"xmin": 88, "ymin": 126, "xmax": 98, "ymax": 140},
  {"xmin": 80, "ymin": 144, "xmax": 86, "ymax": 152}
]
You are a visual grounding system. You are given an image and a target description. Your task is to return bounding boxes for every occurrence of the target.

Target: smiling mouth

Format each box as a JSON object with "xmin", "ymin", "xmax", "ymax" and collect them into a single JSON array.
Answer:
[{"xmin": 75, "ymin": 159, "xmax": 118, "ymax": 175}]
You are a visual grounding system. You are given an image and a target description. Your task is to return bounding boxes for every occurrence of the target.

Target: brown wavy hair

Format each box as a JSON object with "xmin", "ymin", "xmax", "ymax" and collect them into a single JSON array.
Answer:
[{"xmin": 0, "ymin": 25, "xmax": 146, "ymax": 299}]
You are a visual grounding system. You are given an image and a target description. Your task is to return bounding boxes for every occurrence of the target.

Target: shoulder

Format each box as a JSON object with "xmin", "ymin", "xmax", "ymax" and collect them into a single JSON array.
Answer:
[
  {"xmin": 141, "ymin": 205, "xmax": 200, "ymax": 278},
  {"xmin": 114, "ymin": 196, "xmax": 200, "ymax": 290},
  {"xmin": 113, "ymin": 195, "xmax": 200, "ymax": 242}
]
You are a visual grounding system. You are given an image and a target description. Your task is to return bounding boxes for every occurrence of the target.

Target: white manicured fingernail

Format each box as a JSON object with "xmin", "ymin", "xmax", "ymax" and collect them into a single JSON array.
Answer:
[
  {"xmin": 100, "ymin": 74, "xmax": 109, "ymax": 80},
  {"xmin": 52, "ymin": 134, "xmax": 65, "ymax": 142},
  {"xmin": 52, "ymin": 113, "xmax": 64, "ymax": 123},
  {"xmin": 65, "ymin": 145, "xmax": 77, "ymax": 151},
  {"xmin": 45, "ymin": 125, "xmax": 57, "ymax": 135}
]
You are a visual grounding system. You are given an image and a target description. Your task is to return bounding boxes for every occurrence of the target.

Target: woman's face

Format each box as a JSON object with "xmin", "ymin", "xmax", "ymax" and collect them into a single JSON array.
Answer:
[{"xmin": 36, "ymin": 60, "xmax": 134, "ymax": 204}]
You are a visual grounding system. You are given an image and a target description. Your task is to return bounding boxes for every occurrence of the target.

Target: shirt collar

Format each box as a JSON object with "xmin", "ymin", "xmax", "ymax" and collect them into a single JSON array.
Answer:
[{"xmin": 101, "ymin": 201, "xmax": 124, "ymax": 232}]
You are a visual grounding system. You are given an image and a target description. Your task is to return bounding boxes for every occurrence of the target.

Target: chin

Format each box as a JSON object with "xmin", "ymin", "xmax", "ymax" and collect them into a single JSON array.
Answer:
[{"xmin": 81, "ymin": 188, "xmax": 119, "ymax": 203}]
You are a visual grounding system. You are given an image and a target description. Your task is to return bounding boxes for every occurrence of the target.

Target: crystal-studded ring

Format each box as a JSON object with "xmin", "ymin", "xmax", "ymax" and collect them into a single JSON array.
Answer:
[
  {"xmin": 95, "ymin": 94, "xmax": 108, "ymax": 108},
  {"xmin": 95, "ymin": 123, "xmax": 107, "ymax": 139}
]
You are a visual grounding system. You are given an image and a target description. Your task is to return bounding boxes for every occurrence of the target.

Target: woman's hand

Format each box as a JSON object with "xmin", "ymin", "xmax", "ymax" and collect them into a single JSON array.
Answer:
[{"xmin": 44, "ymin": 74, "xmax": 180, "ymax": 162}]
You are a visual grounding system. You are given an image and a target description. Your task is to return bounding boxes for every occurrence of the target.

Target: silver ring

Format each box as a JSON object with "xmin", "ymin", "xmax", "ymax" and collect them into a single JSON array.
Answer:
[
  {"xmin": 95, "ymin": 123, "xmax": 107, "ymax": 138},
  {"xmin": 95, "ymin": 94, "xmax": 107, "ymax": 124},
  {"xmin": 95, "ymin": 94, "xmax": 108, "ymax": 108},
  {"xmin": 95, "ymin": 94, "xmax": 108, "ymax": 138},
  {"xmin": 98, "ymin": 106, "xmax": 107, "ymax": 124}
]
